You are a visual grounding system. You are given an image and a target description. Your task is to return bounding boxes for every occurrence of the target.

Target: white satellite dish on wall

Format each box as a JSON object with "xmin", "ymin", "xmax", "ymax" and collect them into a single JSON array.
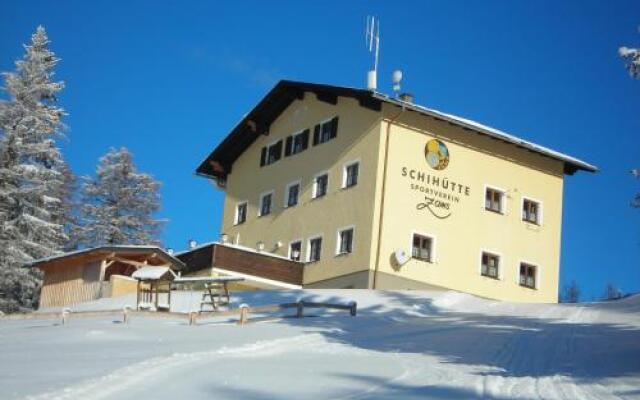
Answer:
[{"xmin": 394, "ymin": 249, "xmax": 410, "ymax": 266}]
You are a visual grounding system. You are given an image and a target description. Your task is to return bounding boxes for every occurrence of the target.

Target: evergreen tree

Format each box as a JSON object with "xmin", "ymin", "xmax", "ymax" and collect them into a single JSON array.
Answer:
[
  {"xmin": 81, "ymin": 147, "xmax": 164, "ymax": 247},
  {"xmin": 0, "ymin": 26, "xmax": 68, "ymax": 312}
]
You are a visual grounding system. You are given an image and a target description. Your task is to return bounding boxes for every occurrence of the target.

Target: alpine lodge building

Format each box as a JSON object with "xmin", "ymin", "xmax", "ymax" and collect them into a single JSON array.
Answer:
[{"xmin": 196, "ymin": 81, "xmax": 597, "ymax": 303}]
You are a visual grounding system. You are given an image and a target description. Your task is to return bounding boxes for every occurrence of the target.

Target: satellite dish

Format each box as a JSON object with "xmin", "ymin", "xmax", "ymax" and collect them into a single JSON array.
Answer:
[{"xmin": 393, "ymin": 249, "xmax": 410, "ymax": 266}]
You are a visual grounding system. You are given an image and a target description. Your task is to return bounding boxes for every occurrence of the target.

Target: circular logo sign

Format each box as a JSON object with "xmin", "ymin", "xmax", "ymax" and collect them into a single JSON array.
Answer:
[{"xmin": 425, "ymin": 139, "xmax": 450, "ymax": 170}]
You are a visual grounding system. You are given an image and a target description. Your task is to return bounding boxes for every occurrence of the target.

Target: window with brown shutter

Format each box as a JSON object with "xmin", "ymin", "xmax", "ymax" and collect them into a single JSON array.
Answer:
[
  {"xmin": 485, "ymin": 187, "xmax": 504, "ymax": 213},
  {"xmin": 522, "ymin": 199, "xmax": 540, "ymax": 224},
  {"xmin": 412, "ymin": 234, "xmax": 433, "ymax": 262},
  {"xmin": 519, "ymin": 263, "xmax": 537, "ymax": 289},
  {"xmin": 481, "ymin": 252, "xmax": 500, "ymax": 279}
]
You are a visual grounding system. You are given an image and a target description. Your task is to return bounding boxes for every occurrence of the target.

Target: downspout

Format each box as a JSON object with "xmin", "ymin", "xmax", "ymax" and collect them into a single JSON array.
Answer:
[{"xmin": 372, "ymin": 104, "xmax": 406, "ymax": 289}]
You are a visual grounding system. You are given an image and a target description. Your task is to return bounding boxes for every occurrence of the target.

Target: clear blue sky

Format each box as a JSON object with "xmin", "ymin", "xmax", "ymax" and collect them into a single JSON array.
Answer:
[{"xmin": 1, "ymin": 1, "xmax": 639, "ymax": 299}]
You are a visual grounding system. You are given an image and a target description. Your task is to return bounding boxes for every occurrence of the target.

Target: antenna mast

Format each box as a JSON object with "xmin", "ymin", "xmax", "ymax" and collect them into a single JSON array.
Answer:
[{"xmin": 366, "ymin": 16, "xmax": 380, "ymax": 91}]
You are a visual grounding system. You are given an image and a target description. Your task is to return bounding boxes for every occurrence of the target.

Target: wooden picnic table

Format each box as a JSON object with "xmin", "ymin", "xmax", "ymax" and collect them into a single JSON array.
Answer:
[{"xmin": 173, "ymin": 276, "xmax": 244, "ymax": 312}]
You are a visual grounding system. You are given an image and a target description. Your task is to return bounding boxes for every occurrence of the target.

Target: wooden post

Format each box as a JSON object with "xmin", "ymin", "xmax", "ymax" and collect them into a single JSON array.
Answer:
[
  {"xmin": 350, "ymin": 301, "xmax": 357, "ymax": 317},
  {"xmin": 238, "ymin": 305, "xmax": 249, "ymax": 325},
  {"xmin": 296, "ymin": 301, "xmax": 304, "ymax": 318},
  {"xmin": 189, "ymin": 311, "xmax": 198, "ymax": 326},
  {"xmin": 61, "ymin": 308, "xmax": 71, "ymax": 325},
  {"xmin": 136, "ymin": 280, "xmax": 141, "ymax": 310},
  {"xmin": 123, "ymin": 306, "xmax": 131, "ymax": 324},
  {"xmin": 154, "ymin": 283, "xmax": 159, "ymax": 310}
]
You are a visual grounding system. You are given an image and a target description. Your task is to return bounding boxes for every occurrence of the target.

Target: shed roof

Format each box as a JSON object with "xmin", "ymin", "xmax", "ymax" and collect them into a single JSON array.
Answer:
[
  {"xmin": 26, "ymin": 245, "xmax": 185, "ymax": 270},
  {"xmin": 196, "ymin": 80, "xmax": 597, "ymax": 182}
]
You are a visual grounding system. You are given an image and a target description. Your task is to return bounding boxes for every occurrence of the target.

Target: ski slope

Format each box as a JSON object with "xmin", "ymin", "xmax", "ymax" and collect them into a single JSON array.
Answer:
[{"xmin": 1, "ymin": 289, "xmax": 639, "ymax": 399}]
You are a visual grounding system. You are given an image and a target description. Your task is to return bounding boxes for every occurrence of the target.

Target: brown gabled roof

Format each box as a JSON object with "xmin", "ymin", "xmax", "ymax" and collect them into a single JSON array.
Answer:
[
  {"xmin": 196, "ymin": 80, "xmax": 597, "ymax": 182},
  {"xmin": 26, "ymin": 245, "xmax": 185, "ymax": 270}
]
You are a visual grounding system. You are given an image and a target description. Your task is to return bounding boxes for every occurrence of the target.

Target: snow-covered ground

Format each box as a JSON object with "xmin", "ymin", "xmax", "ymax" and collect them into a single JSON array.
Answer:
[{"xmin": 2, "ymin": 289, "xmax": 639, "ymax": 399}]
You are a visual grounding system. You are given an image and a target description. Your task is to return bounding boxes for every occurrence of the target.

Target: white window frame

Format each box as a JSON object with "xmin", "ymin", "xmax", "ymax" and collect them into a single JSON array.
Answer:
[
  {"xmin": 479, "ymin": 249, "xmax": 503, "ymax": 280},
  {"xmin": 335, "ymin": 225, "xmax": 355, "ymax": 256},
  {"xmin": 258, "ymin": 190, "xmax": 275, "ymax": 217},
  {"xmin": 521, "ymin": 195, "xmax": 543, "ymax": 226},
  {"xmin": 342, "ymin": 160, "xmax": 361, "ymax": 189},
  {"xmin": 288, "ymin": 239, "xmax": 303, "ymax": 261},
  {"xmin": 234, "ymin": 200, "xmax": 248, "ymax": 225},
  {"xmin": 284, "ymin": 179, "xmax": 302, "ymax": 208},
  {"xmin": 306, "ymin": 234, "xmax": 323, "ymax": 263},
  {"xmin": 312, "ymin": 170, "xmax": 330, "ymax": 199},
  {"xmin": 410, "ymin": 231, "xmax": 437, "ymax": 263},
  {"xmin": 483, "ymin": 184, "xmax": 507, "ymax": 215},
  {"xmin": 517, "ymin": 260, "xmax": 540, "ymax": 290}
]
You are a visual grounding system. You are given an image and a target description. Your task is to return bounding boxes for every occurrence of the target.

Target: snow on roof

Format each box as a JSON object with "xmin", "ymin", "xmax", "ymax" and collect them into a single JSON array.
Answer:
[
  {"xmin": 372, "ymin": 92, "xmax": 598, "ymax": 173},
  {"xmin": 26, "ymin": 245, "xmax": 186, "ymax": 269},
  {"xmin": 132, "ymin": 266, "xmax": 176, "ymax": 281},
  {"xmin": 175, "ymin": 241, "xmax": 301, "ymax": 263}
]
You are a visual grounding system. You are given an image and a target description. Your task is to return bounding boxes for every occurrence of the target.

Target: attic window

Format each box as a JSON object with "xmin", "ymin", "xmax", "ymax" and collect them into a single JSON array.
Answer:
[
  {"xmin": 284, "ymin": 129, "xmax": 310, "ymax": 157},
  {"xmin": 260, "ymin": 140, "xmax": 283, "ymax": 167},
  {"xmin": 313, "ymin": 116, "xmax": 339, "ymax": 146}
]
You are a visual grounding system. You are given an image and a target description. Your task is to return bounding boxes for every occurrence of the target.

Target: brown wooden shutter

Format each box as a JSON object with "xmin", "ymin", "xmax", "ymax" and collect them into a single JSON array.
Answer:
[
  {"xmin": 284, "ymin": 136, "xmax": 293, "ymax": 156},
  {"xmin": 330, "ymin": 116, "xmax": 339, "ymax": 139},
  {"xmin": 313, "ymin": 124, "xmax": 320, "ymax": 145},
  {"xmin": 260, "ymin": 147, "xmax": 267, "ymax": 166},
  {"xmin": 301, "ymin": 129, "xmax": 310, "ymax": 150}
]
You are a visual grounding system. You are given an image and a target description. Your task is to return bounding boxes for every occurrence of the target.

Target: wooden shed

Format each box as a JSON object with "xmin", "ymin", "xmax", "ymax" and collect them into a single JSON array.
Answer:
[{"xmin": 27, "ymin": 246, "xmax": 185, "ymax": 309}]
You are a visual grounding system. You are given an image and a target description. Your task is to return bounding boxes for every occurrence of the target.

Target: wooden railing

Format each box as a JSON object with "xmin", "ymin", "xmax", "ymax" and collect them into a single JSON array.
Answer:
[{"xmin": 1, "ymin": 300, "xmax": 357, "ymax": 326}]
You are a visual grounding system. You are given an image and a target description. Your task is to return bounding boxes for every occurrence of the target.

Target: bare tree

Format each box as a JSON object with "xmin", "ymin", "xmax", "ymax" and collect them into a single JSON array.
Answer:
[
  {"xmin": 561, "ymin": 280, "xmax": 581, "ymax": 303},
  {"xmin": 602, "ymin": 283, "xmax": 623, "ymax": 301}
]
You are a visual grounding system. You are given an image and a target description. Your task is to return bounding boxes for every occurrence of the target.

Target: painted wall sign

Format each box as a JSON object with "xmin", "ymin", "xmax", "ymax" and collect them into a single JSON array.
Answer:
[{"xmin": 400, "ymin": 139, "xmax": 471, "ymax": 219}]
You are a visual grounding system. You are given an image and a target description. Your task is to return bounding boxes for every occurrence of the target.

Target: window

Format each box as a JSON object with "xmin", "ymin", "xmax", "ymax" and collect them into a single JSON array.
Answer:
[
  {"xmin": 519, "ymin": 263, "xmax": 537, "ymax": 289},
  {"xmin": 412, "ymin": 234, "xmax": 433, "ymax": 262},
  {"xmin": 343, "ymin": 161, "xmax": 359, "ymax": 189},
  {"xmin": 312, "ymin": 116, "xmax": 339, "ymax": 146},
  {"xmin": 284, "ymin": 129, "xmax": 310, "ymax": 157},
  {"xmin": 522, "ymin": 198, "xmax": 540, "ymax": 225},
  {"xmin": 285, "ymin": 181, "xmax": 300, "ymax": 208},
  {"xmin": 259, "ymin": 192, "xmax": 273, "ymax": 216},
  {"xmin": 308, "ymin": 237, "xmax": 322, "ymax": 262},
  {"xmin": 289, "ymin": 241, "xmax": 302, "ymax": 261},
  {"xmin": 485, "ymin": 187, "xmax": 504, "ymax": 213},
  {"xmin": 313, "ymin": 173, "xmax": 329, "ymax": 198},
  {"xmin": 337, "ymin": 227, "xmax": 354, "ymax": 255},
  {"xmin": 481, "ymin": 252, "xmax": 500, "ymax": 279},
  {"xmin": 235, "ymin": 202, "xmax": 247, "ymax": 225},
  {"xmin": 260, "ymin": 140, "xmax": 283, "ymax": 167}
]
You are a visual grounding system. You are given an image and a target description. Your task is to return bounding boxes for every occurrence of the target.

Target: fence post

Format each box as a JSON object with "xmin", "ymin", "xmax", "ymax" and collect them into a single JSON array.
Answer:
[
  {"xmin": 296, "ymin": 301, "xmax": 304, "ymax": 318},
  {"xmin": 61, "ymin": 308, "xmax": 71, "ymax": 325},
  {"xmin": 349, "ymin": 301, "xmax": 357, "ymax": 317},
  {"xmin": 189, "ymin": 311, "xmax": 198, "ymax": 326},
  {"xmin": 238, "ymin": 304, "xmax": 249, "ymax": 326},
  {"xmin": 123, "ymin": 306, "xmax": 131, "ymax": 324}
]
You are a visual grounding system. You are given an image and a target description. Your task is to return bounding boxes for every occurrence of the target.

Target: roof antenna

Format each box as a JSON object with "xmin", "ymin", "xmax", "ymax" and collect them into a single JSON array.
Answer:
[{"xmin": 366, "ymin": 16, "xmax": 380, "ymax": 91}]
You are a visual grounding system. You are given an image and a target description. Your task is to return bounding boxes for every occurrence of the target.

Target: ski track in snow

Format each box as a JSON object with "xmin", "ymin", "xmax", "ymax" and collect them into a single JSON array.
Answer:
[{"xmin": 5, "ymin": 290, "xmax": 640, "ymax": 400}]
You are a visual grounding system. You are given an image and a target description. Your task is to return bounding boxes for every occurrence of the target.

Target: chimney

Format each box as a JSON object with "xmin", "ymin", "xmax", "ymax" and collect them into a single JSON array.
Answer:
[
  {"xmin": 188, "ymin": 239, "xmax": 197, "ymax": 249},
  {"xmin": 399, "ymin": 93, "xmax": 414, "ymax": 103}
]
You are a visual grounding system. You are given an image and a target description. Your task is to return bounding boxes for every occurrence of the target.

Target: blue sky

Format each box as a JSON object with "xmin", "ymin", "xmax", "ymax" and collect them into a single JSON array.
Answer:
[{"xmin": 1, "ymin": 1, "xmax": 639, "ymax": 299}]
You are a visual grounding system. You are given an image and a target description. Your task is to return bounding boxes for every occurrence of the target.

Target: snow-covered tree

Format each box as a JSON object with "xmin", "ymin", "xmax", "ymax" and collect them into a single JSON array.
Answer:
[
  {"xmin": 80, "ymin": 147, "xmax": 164, "ymax": 247},
  {"xmin": 619, "ymin": 46, "xmax": 640, "ymax": 78},
  {"xmin": 561, "ymin": 280, "xmax": 581, "ymax": 303},
  {"xmin": 0, "ymin": 26, "xmax": 68, "ymax": 312}
]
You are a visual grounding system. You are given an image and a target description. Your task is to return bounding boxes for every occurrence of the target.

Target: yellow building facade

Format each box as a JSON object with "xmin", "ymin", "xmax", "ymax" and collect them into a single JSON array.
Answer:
[{"xmin": 197, "ymin": 81, "xmax": 596, "ymax": 303}]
